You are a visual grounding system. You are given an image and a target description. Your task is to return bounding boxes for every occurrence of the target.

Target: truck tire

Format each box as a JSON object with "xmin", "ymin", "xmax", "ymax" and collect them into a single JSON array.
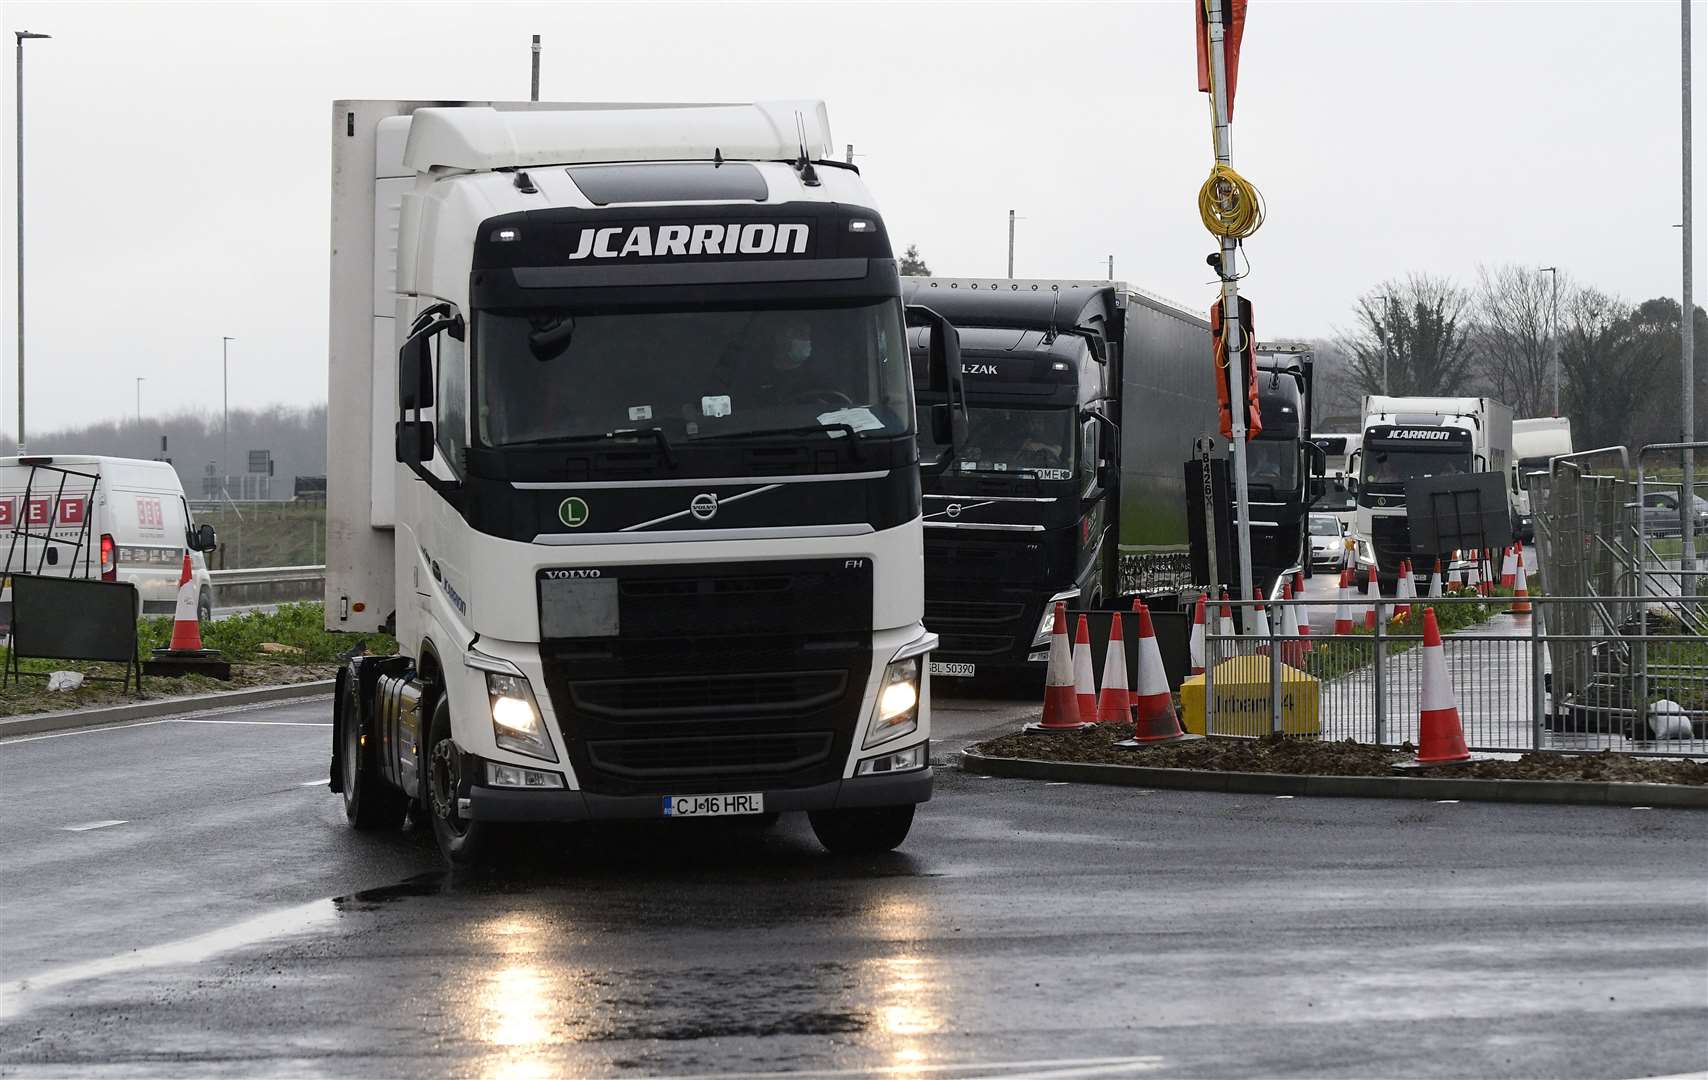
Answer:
[
  {"xmin": 808, "ymin": 804, "xmax": 914, "ymax": 854},
  {"xmin": 424, "ymin": 695, "xmax": 501, "ymax": 866},
  {"xmin": 340, "ymin": 672, "xmax": 407, "ymax": 831}
]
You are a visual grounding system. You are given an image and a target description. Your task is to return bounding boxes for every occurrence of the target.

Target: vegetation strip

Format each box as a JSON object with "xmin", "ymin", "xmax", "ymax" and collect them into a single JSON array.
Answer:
[
  {"xmin": 0, "ymin": 680, "xmax": 335, "ymax": 739},
  {"xmin": 960, "ymin": 748, "xmax": 1708, "ymax": 808}
]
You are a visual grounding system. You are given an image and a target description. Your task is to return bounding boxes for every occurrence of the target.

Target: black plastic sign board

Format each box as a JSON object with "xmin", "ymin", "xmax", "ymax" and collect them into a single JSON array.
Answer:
[
  {"xmin": 1404, "ymin": 473, "xmax": 1512, "ymax": 556},
  {"xmin": 1185, "ymin": 457, "xmax": 1232, "ymax": 590},
  {"xmin": 4, "ymin": 574, "xmax": 141, "ymax": 694}
]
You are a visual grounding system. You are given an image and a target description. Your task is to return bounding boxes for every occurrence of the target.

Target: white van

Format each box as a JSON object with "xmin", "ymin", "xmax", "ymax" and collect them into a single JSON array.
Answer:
[{"xmin": 0, "ymin": 455, "xmax": 218, "ymax": 628}]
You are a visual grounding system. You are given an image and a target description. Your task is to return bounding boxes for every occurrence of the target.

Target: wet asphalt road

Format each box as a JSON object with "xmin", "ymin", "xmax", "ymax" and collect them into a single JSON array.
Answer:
[{"xmin": 2, "ymin": 693, "xmax": 1706, "ymax": 1079}]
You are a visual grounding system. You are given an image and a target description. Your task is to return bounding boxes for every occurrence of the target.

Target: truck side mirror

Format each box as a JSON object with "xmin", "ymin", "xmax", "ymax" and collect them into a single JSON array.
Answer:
[
  {"xmin": 906, "ymin": 303, "xmax": 965, "ymax": 475},
  {"xmin": 399, "ymin": 334, "xmax": 435, "ymax": 411},
  {"xmin": 396, "ymin": 419, "xmax": 435, "ymax": 465},
  {"xmin": 1346, "ymin": 476, "xmax": 1359, "ymax": 495},
  {"xmin": 186, "ymin": 523, "xmax": 218, "ymax": 552}
]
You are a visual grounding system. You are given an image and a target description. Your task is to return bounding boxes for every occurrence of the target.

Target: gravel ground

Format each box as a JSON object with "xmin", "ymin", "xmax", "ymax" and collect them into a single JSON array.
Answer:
[{"xmin": 972, "ymin": 726, "xmax": 1708, "ymax": 785}]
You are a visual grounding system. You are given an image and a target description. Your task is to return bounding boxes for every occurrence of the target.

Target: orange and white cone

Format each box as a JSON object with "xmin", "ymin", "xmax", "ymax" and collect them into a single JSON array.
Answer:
[
  {"xmin": 1250, "ymin": 601, "xmax": 1273, "ymax": 654},
  {"xmin": 1217, "ymin": 588, "xmax": 1236, "ymax": 641},
  {"xmin": 1120, "ymin": 602, "xmax": 1191, "ymax": 744},
  {"xmin": 1188, "ymin": 591, "xmax": 1208, "ymax": 675},
  {"xmin": 1292, "ymin": 571, "xmax": 1312, "ymax": 639},
  {"xmin": 167, "ymin": 553, "xmax": 205, "ymax": 652},
  {"xmin": 1363, "ymin": 571, "xmax": 1382, "ymax": 631},
  {"xmin": 1511, "ymin": 556, "xmax": 1532, "ymax": 614},
  {"xmin": 1429, "ymin": 558, "xmax": 1445, "ymax": 599},
  {"xmin": 1278, "ymin": 583, "xmax": 1307, "ymax": 664},
  {"xmin": 1096, "ymin": 613, "xmax": 1132, "ymax": 723},
  {"xmin": 1414, "ymin": 608, "xmax": 1471, "ymax": 764},
  {"xmin": 1499, "ymin": 545, "xmax": 1517, "ymax": 588},
  {"xmin": 1073, "ymin": 615, "xmax": 1097, "ymax": 722},
  {"xmin": 1026, "ymin": 601, "xmax": 1094, "ymax": 733},
  {"xmin": 1479, "ymin": 550, "xmax": 1494, "ymax": 597},
  {"xmin": 1333, "ymin": 568, "xmax": 1355, "ymax": 636},
  {"xmin": 1392, "ymin": 560, "xmax": 1414, "ymax": 622}
]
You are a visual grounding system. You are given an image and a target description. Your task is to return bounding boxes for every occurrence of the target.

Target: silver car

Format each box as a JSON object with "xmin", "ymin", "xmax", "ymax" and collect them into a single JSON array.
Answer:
[
  {"xmin": 1638, "ymin": 491, "xmax": 1708, "ymax": 539},
  {"xmin": 1308, "ymin": 513, "xmax": 1346, "ymax": 569}
]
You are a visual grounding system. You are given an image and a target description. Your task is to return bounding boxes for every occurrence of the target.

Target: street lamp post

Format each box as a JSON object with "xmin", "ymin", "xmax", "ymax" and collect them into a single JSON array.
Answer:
[
  {"xmin": 1540, "ymin": 267, "xmax": 1560, "ymax": 416},
  {"xmin": 135, "ymin": 377, "xmax": 144, "ymax": 424},
  {"xmin": 1372, "ymin": 294, "xmax": 1391, "ymax": 394},
  {"xmin": 14, "ymin": 30, "xmax": 50, "ymax": 454},
  {"xmin": 222, "ymin": 336, "xmax": 234, "ymax": 495},
  {"xmin": 1007, "ymin": 210, "xmax": 1016, "ymax": 277}
]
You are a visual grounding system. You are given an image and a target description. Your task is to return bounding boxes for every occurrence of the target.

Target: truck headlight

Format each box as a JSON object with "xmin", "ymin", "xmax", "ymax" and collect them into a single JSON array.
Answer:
[
  {"xmin": 1031, "ymin": 588, "xmax": 1081, "ymax": 647},
  {"xmin": 864, "ymin": 656, "xmax": 921, "ymax": 749},
  {"xmin": 486, "ymin": 671, "xmax": 557, "ymax": 762}
]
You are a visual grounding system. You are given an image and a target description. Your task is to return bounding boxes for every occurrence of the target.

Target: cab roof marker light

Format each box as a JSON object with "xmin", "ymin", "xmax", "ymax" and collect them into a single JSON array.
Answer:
[
  {"xmin": 848, "ymin": 219, "xmax": 873, "ymax": 233},
  {"xmin": 491, "ymin": 227, "xmax": 521, "ymax": 242}
]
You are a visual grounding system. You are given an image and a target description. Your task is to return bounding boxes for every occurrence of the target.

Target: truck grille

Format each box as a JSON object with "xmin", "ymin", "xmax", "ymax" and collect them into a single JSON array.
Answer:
[{"xmin": 535, "ymin": 558, "xmax": 872, "ymax": 795}]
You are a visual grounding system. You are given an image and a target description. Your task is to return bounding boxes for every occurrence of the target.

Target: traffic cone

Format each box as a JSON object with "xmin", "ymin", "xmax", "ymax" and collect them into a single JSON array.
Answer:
[
  {"xmin": 167, "ymin": 553, "xmax": 204, "ymax": 651},
  {"xmin": 1279, "ymin": 583, "xmax": 1307, "ymax": 664},
  {"xmin": 1500, "ymin": 545, "xmax": 1517, "ymax": 588},
  {"xmin": 1333, "ymin": 568, "xmax": 1355, "ymax": 636},
  {"xmin": 1025, "ymin": 601, "xmax": 1095, "ymax": 733},
  {"xmin": 1118, "ymin": 602, "xmax": 1192, "ymax": 745},
  {"xmin": 1188, "ymin": 591, "xmax": 1207, "ymax": 675},
  {"xmin": 1429, "ymin": 558, "xmax": 1445, "ymax": 599},
  {"xmin": 1292, "ymin": 570, "xmax": 1313, "ymax": 640},
  {"xmin": 1479, "ymin": 550, "xmax": 1494, "ymax": 597},
  {"xmin": 1392, "ymin": 560, "xmax": 1414, "ymax": 622},
  {"xmin": 1217, "ymin": 588, "xmax": 1235, "ymax": 642},
  {"xmin": 1073, "ymin": 615, "xmax": 1097, "ymax": 722},
  {"xmin": 1363, "ymin": 571, "xmax": 1381, "ymax": 631},
  {"xmin": 1096, "ymin": 613, "xmax": 1132, "ymax": 723},
  {"xmin": 1511, "ymin": 556, "xmax": 1532, "ymax": 614},
  {"xmin": 1412, "ymin": 608, "xmax": 1471, "ymax": 764}
]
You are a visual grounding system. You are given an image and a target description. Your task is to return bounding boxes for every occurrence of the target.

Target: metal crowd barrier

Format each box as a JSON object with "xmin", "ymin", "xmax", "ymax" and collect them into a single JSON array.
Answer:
[{"xmin": 1201, "ymin": 594, "xmax": 1707, "ymax": 757}]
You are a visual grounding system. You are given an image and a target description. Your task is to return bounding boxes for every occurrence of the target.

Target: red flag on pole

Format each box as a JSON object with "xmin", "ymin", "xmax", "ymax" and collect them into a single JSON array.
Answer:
[
  {"xmin": 1196, "ymin": 0, "xmax": 1248, "ymax": 121},
  {"xmin": 1209, "ymin": 297, "xmax": 1262, "ymax": 440}
]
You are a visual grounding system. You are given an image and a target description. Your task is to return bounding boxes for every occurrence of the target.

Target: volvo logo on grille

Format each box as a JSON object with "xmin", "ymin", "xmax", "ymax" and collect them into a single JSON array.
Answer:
[
  {"xmin": 690, "ymin": 493, "xmax": 719, "ymax": 521},
  {"xmin": 946, "ymin": 503, "xmax": 962, "ymax": 519}
]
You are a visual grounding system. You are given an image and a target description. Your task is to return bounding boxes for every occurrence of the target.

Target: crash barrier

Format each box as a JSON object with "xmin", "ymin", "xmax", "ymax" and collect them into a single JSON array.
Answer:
[
  {"xmin": 2, "ymin": 574, "xmax": 142, "ymax": 695},
  {"xmin": 1204, "ymin": 593, "xmax": 1707, "ymax": 757},
  {"xmin": 207, "ymin": 564, "xmax": 325, "ymax": 609}
]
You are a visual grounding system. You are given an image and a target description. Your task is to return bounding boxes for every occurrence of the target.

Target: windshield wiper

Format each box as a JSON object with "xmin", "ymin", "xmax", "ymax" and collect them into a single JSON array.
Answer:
[
  {"xmin": 691, "ymin": 423, "xmax": 867, "ymax": 461},
  {"xmin": 502, "ymin": 427, "xmax": 676, "ymax": 467}
]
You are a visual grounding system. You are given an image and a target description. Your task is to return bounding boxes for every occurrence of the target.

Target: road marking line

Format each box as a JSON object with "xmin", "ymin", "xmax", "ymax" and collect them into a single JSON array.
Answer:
[
  {"xmin": 1044, "ymin": 781, "xmax": 1070, "ymax": 786},
  {"xmin": 2, "ymin": 719, "xmax": 173, "ymax": 744},
  {"xmin": 650, "ymin": 1057, "xmax": 1165, "ymax": 1080},
  {"xmin": 299, "ymin": 778, "xmax": 330, "ymax": 786},
  {"xmin": 1436, "ymin": 799, "xmax": 1460, "ymax": 804},
  {"xmin": 62, "ymin": 820, "xmax": 127, "ymax": 832},
  {"xmin": 1632, "ymin": 806, "xmax": 1653, "ymax": 811},
  {"xmin": 169, "ymin": 719, "xmax": 331, "ymax": 727},
  {"xmin": 1274, "ymin": 795, "xmax": 1295, "ymax": 799}
]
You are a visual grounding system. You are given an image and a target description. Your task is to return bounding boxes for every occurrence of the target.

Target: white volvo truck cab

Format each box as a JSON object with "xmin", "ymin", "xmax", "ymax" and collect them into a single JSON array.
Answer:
[{"xmin": 325, "ymin": 100, "xmax": 963, "ymax": 863}]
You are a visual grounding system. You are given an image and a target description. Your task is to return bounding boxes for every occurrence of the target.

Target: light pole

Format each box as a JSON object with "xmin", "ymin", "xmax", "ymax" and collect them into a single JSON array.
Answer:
[
  {"xmin": 1007, "ymin": 210, "xmax": 1016, "ymax": 277},
  {"xmin": 222, "ymin": 336, "xmax": 234, "ymax": 495},
  {"xmin": 135, "ymin": 377, "xmax": 144, "ymax": 423},
  {"xmin": 15, "ymin": 30, "xmax": 50, "ymax": 455},
  {"xmin": 1540, "ymin": 267, "xmax": 1560, "ymax": 416},
  {"xmin": 530, "ymin": 34, "xmax": 540, "ymax": 102},
  {"xmin": 1681, "ymin": 0, "xmax": 1696, "ymax": 574}
]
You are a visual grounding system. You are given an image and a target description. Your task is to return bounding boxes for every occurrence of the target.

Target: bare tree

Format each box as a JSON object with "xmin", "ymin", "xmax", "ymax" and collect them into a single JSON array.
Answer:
[
  {"xmin": 1336, "ymin": 274, "xmax": 1477, "ymax": 398},
  {"xmin": 1558, "ymin": 288, "xmax": 1656, "ymax": 450},
  {"xmin": 1471, "ymin": 264, "xmax": 1561, "ymax": 417}
]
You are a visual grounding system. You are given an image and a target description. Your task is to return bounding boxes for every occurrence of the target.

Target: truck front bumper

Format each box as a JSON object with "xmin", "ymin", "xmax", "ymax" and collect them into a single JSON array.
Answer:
[{"xmin": 466, "ymin": 762, "xmax": 933, "ymax": 822}]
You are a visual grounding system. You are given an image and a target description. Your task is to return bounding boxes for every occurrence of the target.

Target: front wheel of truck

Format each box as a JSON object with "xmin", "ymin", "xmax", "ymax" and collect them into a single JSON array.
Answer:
[
  {"xmin": 808, "ymin": 804, "xmax": 915, "ymax": 854},
  {"xmin": 425, "ymin": 696, "xmax": 502, "ymax": 866}
]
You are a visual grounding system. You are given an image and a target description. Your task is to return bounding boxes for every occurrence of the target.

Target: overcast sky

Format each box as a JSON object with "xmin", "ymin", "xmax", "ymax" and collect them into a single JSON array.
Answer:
[{"xmin": 2, "ymin": 0, "xmax": 1704, "ymax": 434}]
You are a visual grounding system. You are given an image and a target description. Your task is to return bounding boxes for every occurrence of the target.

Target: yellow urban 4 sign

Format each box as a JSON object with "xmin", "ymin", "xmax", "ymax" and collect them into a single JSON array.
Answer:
[{"xmin": 1179, "ymin": 655, "xmax": 1322, "ymax": 737}]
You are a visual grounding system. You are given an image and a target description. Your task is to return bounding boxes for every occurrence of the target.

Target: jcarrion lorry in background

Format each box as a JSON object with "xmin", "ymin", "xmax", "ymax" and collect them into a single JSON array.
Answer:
[
  {"xmin": 1350, "ymin": 395, "xmax": 1515, "ymax": 587},
  {"xmin": 325, "ymin": 99, "xmax": 963, "ymax": 863}
]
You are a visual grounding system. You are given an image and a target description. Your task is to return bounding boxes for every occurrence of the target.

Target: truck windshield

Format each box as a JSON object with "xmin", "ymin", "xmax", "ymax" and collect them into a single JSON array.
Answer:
[
  {"xmin": 916, "ymin": 405, "xmax": 1075, "ymax": 479},
  {"xmin": 474, "ymin": 301, "xmax": 912, "ymax": 447},
  {"xmin": 1363, "ymin": 447, "xmax": 1472, "ymax": 486},
  {"xmin": 1244, "ymin": 438, "xmax": 1299, "ymax": 495}
]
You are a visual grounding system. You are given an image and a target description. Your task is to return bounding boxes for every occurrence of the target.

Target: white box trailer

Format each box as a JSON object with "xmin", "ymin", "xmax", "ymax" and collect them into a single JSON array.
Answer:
[
  {"xmin": 1511, "ymin": 417, "xmax": 1574, "ymax": 540},
  {"xmin": 325, "ymin": 99, "xmax": 964, "ymax": 863}
]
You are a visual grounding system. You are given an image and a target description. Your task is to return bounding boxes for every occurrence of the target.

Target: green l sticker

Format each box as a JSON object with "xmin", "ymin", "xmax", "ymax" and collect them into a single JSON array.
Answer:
[{"xmin": 559, "ymin": 497, "xmax": 589, "ymax": 528}]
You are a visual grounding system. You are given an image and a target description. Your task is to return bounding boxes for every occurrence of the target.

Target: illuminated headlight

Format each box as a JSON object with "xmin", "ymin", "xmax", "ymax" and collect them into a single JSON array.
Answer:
[
  {"xmin": 486, "ymin": 761, "xmax": 565, "ymax": 789},
  {"xmin": 1031, "ymin": 589, "xmax": 1081, "ymax": 647},
  {"xmin": 486, "ymin": 671, "xmax": 557, "ymax": 762},
  {"xmin": 856, "ymin": 743, "xmax": 926, "ymax": 776},
  {"xmin": 864, "ymin": 656, "xmax": 921, "ymax": 749},
  {"xmin": 1355, "ymin": 537, "xmax": 1378, "ymax": 568}
]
